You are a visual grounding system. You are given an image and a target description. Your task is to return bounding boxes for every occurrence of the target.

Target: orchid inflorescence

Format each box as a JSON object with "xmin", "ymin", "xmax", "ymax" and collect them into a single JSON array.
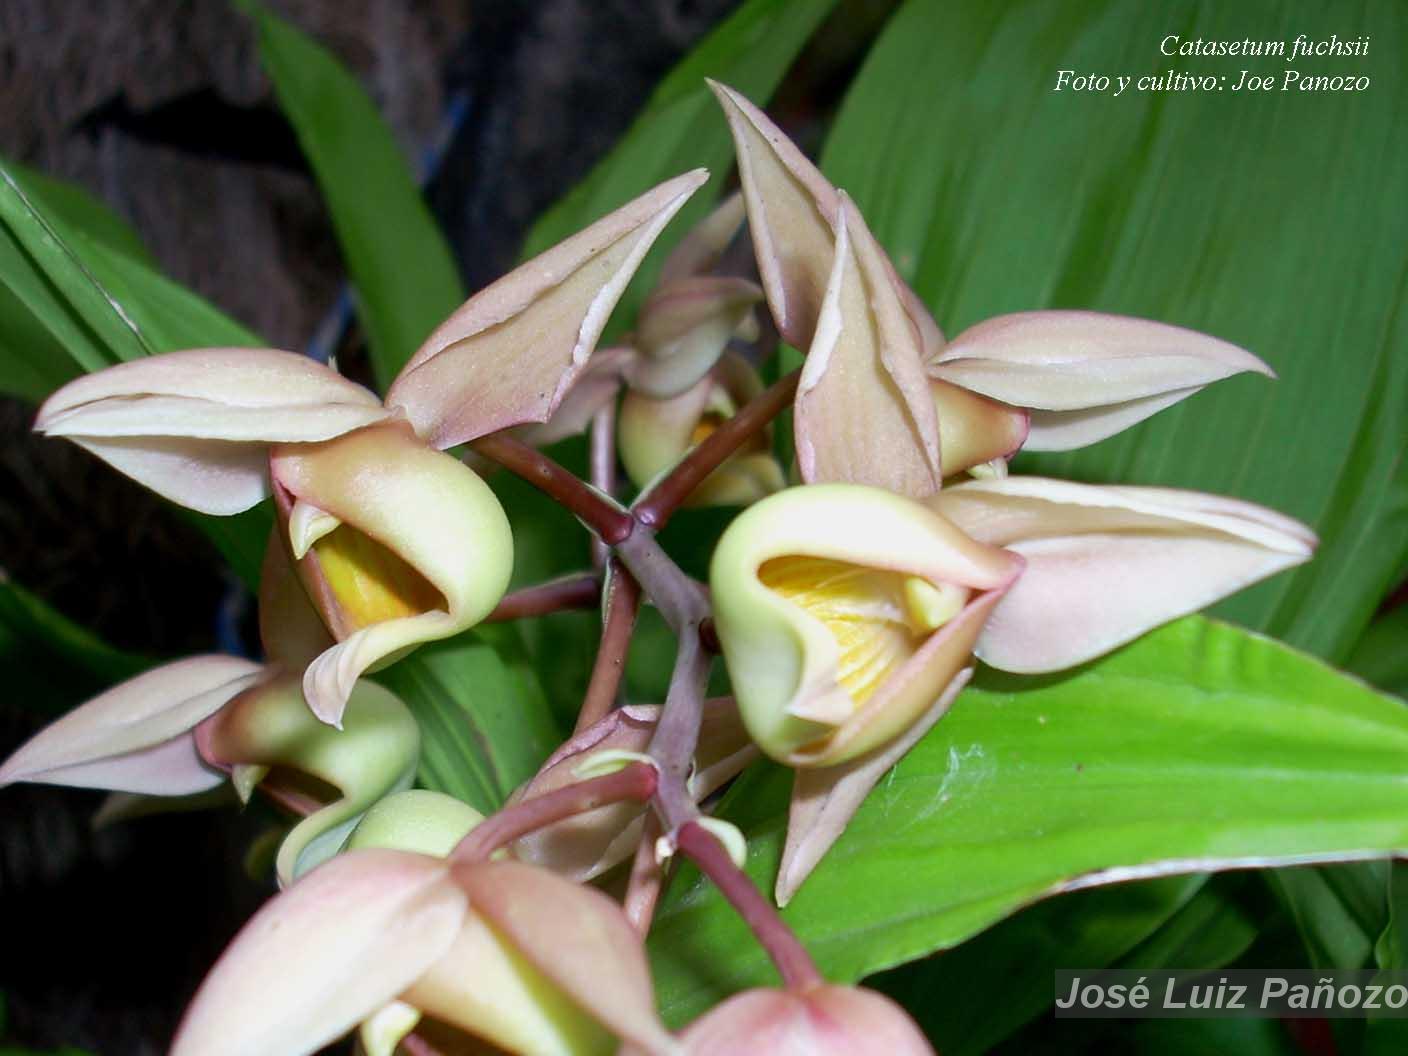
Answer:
[{"xmin": 0, "ymin": 82, "xmax": 1312, "ymax": 1055}]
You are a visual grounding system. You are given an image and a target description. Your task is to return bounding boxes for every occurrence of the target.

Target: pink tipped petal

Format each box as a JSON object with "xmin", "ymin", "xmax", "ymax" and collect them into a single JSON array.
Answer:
[
  {"xmin": 795, "ymin": 198, "xmax": 942, "ymax": 497},
  {"xmin": 453, "ymin": 860, "xmax": 676, "ymax": 1054},
  {"xmin": 932, "ymin": 477, "xmax": 1316, "ymax": 673},
  {"xmin": 387, "ymin": 170, "xmax": 709, "ymax": 449},
  {"xmin": 171, "ymin": 850, "xmax": 467, "ymax": 1056},
  {"xmin": 660, "ymin": 191, "xmax": 747, "ymax": 283},
  {"xmin": 707, "ymin": 81, "xmax": 840, "ymax": 347},
  {"xmin": 0, "ymin": 655, "xmax": 263, "ymax": 794},
  {"xmin": 779, "ymin": 668, "xmax": 972, "ymax": 905},
  {"xmin": 670, "ymin": 986, "xmax": 932, "ymax": 1055},
  {"xmin": 930, "ymin": 311, "xmax": 1274, "ymax": 448}
]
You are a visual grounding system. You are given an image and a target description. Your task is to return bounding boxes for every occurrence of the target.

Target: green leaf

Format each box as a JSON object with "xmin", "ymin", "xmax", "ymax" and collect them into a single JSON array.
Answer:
[
  {"xmin": 0, "ymin": 161, "xmax": 275, "ymax": 587},
  {"xmin": 869, "ymin": 877, "xmax": 1202, "ymax": 1056},
  {"xmin": 521, "ymin": 0, "xmax": 841, "ymax": 322},
  {"xmin": 649, "ymin": 617, "xmax": 1408, "ymax": 1021},
  {"xmin": 1268, "ymin": 862, "xmax": 1389, "ymax": 970},
  {"xmin": 374, "ymin": 626, "xmax": 561, "ymax": 815},
  {"xmin": 7, "ymin": 160, "xmax": 152, "ymax": 265},
  {"xmin": 241, "ymin": 0, "xmax": 464, "ymax": 390},
  {"xmin": 0, "ymin": 575, "xmax": 150, "ymax": 717},
  {"xmin": 819, "ymin": 0, "xmax": 1408, "ymax": 664},
  {"xmin": 1347, "ymin": 606, "xmax": 1408, "ymax": 697}
]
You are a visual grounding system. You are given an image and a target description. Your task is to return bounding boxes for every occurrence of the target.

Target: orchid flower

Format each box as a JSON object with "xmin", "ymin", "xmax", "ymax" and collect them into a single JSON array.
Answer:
[
  {"xmin": 709, "ymin": 81, "xmax": 1274, "ymax": 491},
  {"xmin": 710, "ymin": 479, "xmax": 1316, "ymax": 902},
  {"xmin": 34, "ymin": 170, "xmax": 707, "ymax": 724},
  {"xmin": 171, "ymin": 845, "xmax": 677, "ymax": 1055},
  {"xmin": 0, "ymin": 544, "xmax": 421, "ymax": 885}
]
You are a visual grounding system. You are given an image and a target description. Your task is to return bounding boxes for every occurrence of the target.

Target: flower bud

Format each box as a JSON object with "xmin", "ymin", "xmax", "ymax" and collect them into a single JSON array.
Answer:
[
  {"xmin": 659, "ymin": 985, "xmax": 932, "ymax": 1055},
  {"xmin": 509, "ymin": 699, "xmax": 754, "ymax": 880},
  {"xmin": 270, "ymin": 419, "xmax": 513, "ymax": 726},
  {"xmin": 619, "ymin": 350, "xmax": 785, "ymax": 508},
  {"xmin": 710, "ymin": 484, "xmax": 1022, "ymax": 767}
]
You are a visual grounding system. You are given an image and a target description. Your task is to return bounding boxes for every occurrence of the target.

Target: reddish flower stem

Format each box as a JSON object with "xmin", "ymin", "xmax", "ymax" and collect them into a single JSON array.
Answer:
[
  {"xmin": 589, "ymin": 401, "xmax": 618, "ymax": 569},
  {"xmin": 485, "ymin": 572, "xmax": 600, "ymax": 622},
  {"xmin": 623, "ymin": 812, "xmax": 667, "ymax": 936},
  {"xmin": 472, "ymin": 432, "xmax": 635, "ymax": 544},
  {"xmin": 450, "ymin": 761, "xmax": 659, "ymax": 864},
  {"xmin": 633, "ymin": 367, "xmax": 800, "ymax": 531},
  {"xmin": 574, "ymin": 560, "xmax": 641, "ymax": 733},
  {"xmin": 676, "ymin": 820, "xmax": 823, "ymax": 991}
]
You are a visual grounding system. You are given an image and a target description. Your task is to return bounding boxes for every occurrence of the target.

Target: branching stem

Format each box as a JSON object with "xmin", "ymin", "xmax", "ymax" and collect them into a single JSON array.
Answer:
[
  {"xmin": 485, "ymin": 572, "xmax": 600, "ymax": 622},
  {"xmin": 449, "ymin": 761, "xmax": 658, "ymax": 863},
  {"xmin": 633, "ymin": 368, "xmax": 799, "ymax": 530},
  {"xmin": 472, "ymin": 432, "xmax": 634, "ymax": 543},
  {"xmin": 575, "ymin": 560, "xmax": 641, "ymax": 733},
  {"xmin": 676, "ymin": 820, "xmax": 823, "ymax": 991}
]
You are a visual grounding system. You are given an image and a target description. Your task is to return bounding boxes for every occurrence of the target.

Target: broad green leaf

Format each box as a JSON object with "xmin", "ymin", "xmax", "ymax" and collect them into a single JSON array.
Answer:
[
  {"xmin": 241, "ymin": 0, "xmax": 463, "ymax": 390},
  {"xmin": 869, "ymin": 876, "xmax": 1202, "ymax": 1056},
  {"xmin": 820, "ymin": 0, "xmax": 1408, "ymax": 664},
  {"xmin": 649, "ymin": 617, "xmax": 1408, "ymax": 1020},
  {"xmin": 0, "ymin": 575, "xmax": 150, "ymax": 717},
  {"xmin": 374, "ymin": 626, "xmax": 560, "ymax": 815},
  {"xmin": 521, "ymin": 0, "xmax": 841, "ymax": 322}
]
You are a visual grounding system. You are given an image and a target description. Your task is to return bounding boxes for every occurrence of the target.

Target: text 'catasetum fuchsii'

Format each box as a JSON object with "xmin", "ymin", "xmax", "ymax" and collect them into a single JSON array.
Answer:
[
  {"xmin": 32, "ymin": 169, "xmax": 708, "ymax": 725},
  {"xmin": 711, "ymin": 478, "xmax": 1315, "ymax": 902}
]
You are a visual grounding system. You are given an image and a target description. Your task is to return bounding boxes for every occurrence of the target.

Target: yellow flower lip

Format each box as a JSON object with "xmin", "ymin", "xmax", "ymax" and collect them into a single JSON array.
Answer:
[{"xmin": 710, "ymin": 484, "xmax": 1023, "ymax": 767}]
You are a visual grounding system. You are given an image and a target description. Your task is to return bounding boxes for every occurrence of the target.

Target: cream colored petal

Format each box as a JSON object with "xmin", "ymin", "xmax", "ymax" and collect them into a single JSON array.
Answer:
[
  {"xmin": 257, "ymin": 530, "xmax": 335, "ymax": 672},
  {"xmin": 199, "ymin": 676, "xmax": 420, "ymax": 883},
  {"xmin": 387, "ymin": 170, "xmax": 708, "ymax": 449},
  {"xmin": 930, "ymin": 311, "xmax": 1274, "ymax": 447},
  {"xmin": 170, "ymin": 850, "xmax": 467, "ymax": 1056},
  {"xmin": 36, "ymin": 347, "xmax": 383, "ymax": 430},
  {"xmin": 795, "ymin": 198, "xmax": 942, "ymax": 497},
  {"xmin": 453, "ymin": 860, "xmax": 676, "ymax": 1054},
  {"xmin": 67, "ymin": 435, "xmax": 274, "ymax": 515},
  {"xmin": 401, "ymin": 907, "xmax": 612, "ymax": 1056},
  {"xmin": 618, "ymin": 376, "xmax": 717, "ymax": 488},
  {"xmin": 932, "ymin": 477, "xmax": 1315, "ymax": 673},
  {"xmin": 0, "ymin": 655, "xmax": 262, "ymax": 794},
  {"xmin": 778, "ymin": 668, "xmax": 971, "ymax": 905},
  {"xmin": 930, "ymin": 378, "xmax": 1029, "ymax": 477},
  {"xmin": 301, "ymin": 611, "xmax": 459, "ymax": 728},
  {"xmin": 708, "ymin": 81, "xmax": 840, "ymax": 347}
]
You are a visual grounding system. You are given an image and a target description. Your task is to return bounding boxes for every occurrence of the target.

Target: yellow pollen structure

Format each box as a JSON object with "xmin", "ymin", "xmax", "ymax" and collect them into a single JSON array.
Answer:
[
  {"xmin": 312, "ymin": 525, "xmax": 443, "ymax": 634},
  {"xmin": 758, "ymin": 556, "xmax": 966, "ymax": 706}
]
